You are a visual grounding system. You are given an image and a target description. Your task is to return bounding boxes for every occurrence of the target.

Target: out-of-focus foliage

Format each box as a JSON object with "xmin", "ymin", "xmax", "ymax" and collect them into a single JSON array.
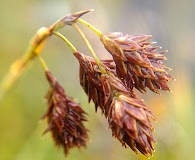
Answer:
[{"xmin": 0, "ymin": 0, "xmax": 195, "ymax": 160}]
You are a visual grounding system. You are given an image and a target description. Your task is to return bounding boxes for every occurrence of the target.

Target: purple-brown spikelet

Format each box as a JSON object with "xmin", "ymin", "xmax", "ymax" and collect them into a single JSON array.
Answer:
[
  {"xmin": 101, "ymin": 74, "xmax": 156, "ymax": 156},
  {"xmin": 100, "ymin": 32, "xmax": 174, "ymax": 93},
  {"xmin": 42, "ymin": 71, "xmax": 88, "ymax": 155},
  {"xmin": 74, "ymin": 51, "xmax": 156, "ymax": 156},
  {"xmin": 74, "ymin": 51, "xmax": 107, "ymax": 113}
]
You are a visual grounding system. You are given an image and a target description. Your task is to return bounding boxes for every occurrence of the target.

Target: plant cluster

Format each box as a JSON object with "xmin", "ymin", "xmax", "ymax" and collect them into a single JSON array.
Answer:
[{"xmin": 0, "ymin": 9, "xmax": 174, "ymax": 157}]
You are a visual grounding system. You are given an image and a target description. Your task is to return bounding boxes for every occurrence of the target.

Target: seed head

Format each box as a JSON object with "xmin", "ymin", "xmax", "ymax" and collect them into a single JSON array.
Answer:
[
  {"xmin": 42, "ymin": 71, "xmax": 88, "ymax": 155},
  {"xmin": 101, "ymin": 74, "xmax": 156, "ymax": 156},
  {"xmin": 74, "ymin": 51, "xmax": 155, "ymax": 156},
  {"xmin": 74, "ymin": 51, "xmax": 111, "ymax": 113},
  {"xmin": 100, "ymin": 32, "xmax": 174, "ymax": 93}
]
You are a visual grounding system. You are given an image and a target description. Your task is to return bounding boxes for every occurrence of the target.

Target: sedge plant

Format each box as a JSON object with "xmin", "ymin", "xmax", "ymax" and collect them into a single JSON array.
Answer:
[{"xmin": 0, "ymin": 9, "xmax": 174, "ymax": 157}]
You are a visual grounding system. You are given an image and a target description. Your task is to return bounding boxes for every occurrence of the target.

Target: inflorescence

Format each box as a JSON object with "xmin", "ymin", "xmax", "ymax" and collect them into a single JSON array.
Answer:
[{"xmin": 0, "ymin": 9, "xmax": 174, "ymax": 157}]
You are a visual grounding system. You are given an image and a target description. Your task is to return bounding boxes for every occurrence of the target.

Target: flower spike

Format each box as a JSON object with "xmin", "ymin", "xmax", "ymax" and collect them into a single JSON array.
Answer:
[
  {"xmin": 74, "ymin": 51, "xmax": 156, "ymax": 156},
  {"xmin": 42, "ymin": 70, "xmax": 88, "ymax": 155},
  {"xmin": 100, "ymin": 32, "xmax": 174, "ymax": 93}
]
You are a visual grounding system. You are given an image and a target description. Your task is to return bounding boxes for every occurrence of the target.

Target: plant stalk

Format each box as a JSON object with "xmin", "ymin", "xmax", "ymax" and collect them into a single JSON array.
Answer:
[
  {"xmin": 72, "ymin": 24, "xmax": 106, "ymax": 74},
  {"xmin": 78, "ymin": 18, "xmax": 103, "ymax": 37},
  {"xmin": 0, "ymin": 27, "xmax": 50, "ymax": 100},
  {"xmin": 52, "ymin": 31, "xmax": 77, "ymax": 53}
]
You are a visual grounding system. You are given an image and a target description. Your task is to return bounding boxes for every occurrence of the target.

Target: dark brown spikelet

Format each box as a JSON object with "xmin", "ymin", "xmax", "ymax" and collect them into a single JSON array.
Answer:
[
  {"xmin": 101, "ymin": 74, "xmax": 156, "ymax": 156},
  {"xmin": 74, "ymin": 51, "xmax": 107, "ymax": 113},
  {"xmin": 74, "ymin": 51, "xmax": 155, "ymax": 156},
  {"xmin": 100, "ymin": 32, "xmax": 174, "ymax": 93},
  {"xmin": 41, "ymin": 71, "xmax": 88, "ymax": 155}
]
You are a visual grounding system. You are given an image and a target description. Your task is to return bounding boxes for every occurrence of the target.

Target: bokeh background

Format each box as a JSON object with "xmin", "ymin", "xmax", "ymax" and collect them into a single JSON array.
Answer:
[{"xmin": 0, "ymin": 0, "xmax": 195, "ymax": 160}]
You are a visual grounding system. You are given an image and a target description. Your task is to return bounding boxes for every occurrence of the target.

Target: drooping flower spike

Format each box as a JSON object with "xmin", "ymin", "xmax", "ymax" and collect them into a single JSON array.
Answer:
[
  {"xmin": 42, "ymin": 71, "xmax": 88, "ymax": 155},
  {"xmin": 100, "ymin": 32, "xmax": 174, "ymax": 94},
  {"xmin": 74, "ymin": 51, "xmax": 156, "ymax": 156}
]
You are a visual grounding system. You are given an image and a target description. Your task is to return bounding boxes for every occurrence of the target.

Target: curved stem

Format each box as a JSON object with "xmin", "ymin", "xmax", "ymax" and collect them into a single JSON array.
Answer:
[
  {"xmin": 38, "ymin": 56, "xmax": 49, "ymax": 71},
  {"xmin": 78, "ymin": 18, "xmax": 103, "ymax": 37},
  {"xmin": 52, "ymin": 31, "xmax": 77, "ymax": 53},
  {"xmin": 0, "ymin": 54, "xmax": 31, "ymax": 100},
  {"xmin": 0, "ymin": 10, "xmax": 94, "ymax": 101},
  {"xmin": 0, "ymin": 27, "xmax": 50, "ymax": 101},
  {"xmin": 72, "ymin": 24, "xmax": 106, "ymax": 74}
]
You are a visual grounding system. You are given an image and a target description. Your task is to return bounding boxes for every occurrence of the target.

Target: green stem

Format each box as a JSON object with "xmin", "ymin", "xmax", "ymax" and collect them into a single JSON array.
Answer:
[
  {"xmin": 0, "ymin": 53, "xmax": 31, "ymax": 100},
  {"xmin": 38, "ymin": 56, "xmax": 49, "ymax": 71},
  {"xmin": 0, "ymin": 11, "xmax": 94, "ymax": 101},
  {"xmin": 72, "ymin": 24, "xmax": 106, "ymax": 74},
  {"xmin": 77, "ymin": 18, "xmax": 103, "ymax": 37},
  {"xmin": 52, "ymin": 31, "xmax": 77, "ymax": 53},
  {"xmin": 0, "ymin": 27, "xmax": 50, "ymax": 101}
]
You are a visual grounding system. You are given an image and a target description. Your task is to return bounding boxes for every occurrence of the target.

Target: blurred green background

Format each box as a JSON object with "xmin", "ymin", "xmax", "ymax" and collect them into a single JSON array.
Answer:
[{"xmin": 0, "ymin": 0, "xmax": 195, "ymax": 160}]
